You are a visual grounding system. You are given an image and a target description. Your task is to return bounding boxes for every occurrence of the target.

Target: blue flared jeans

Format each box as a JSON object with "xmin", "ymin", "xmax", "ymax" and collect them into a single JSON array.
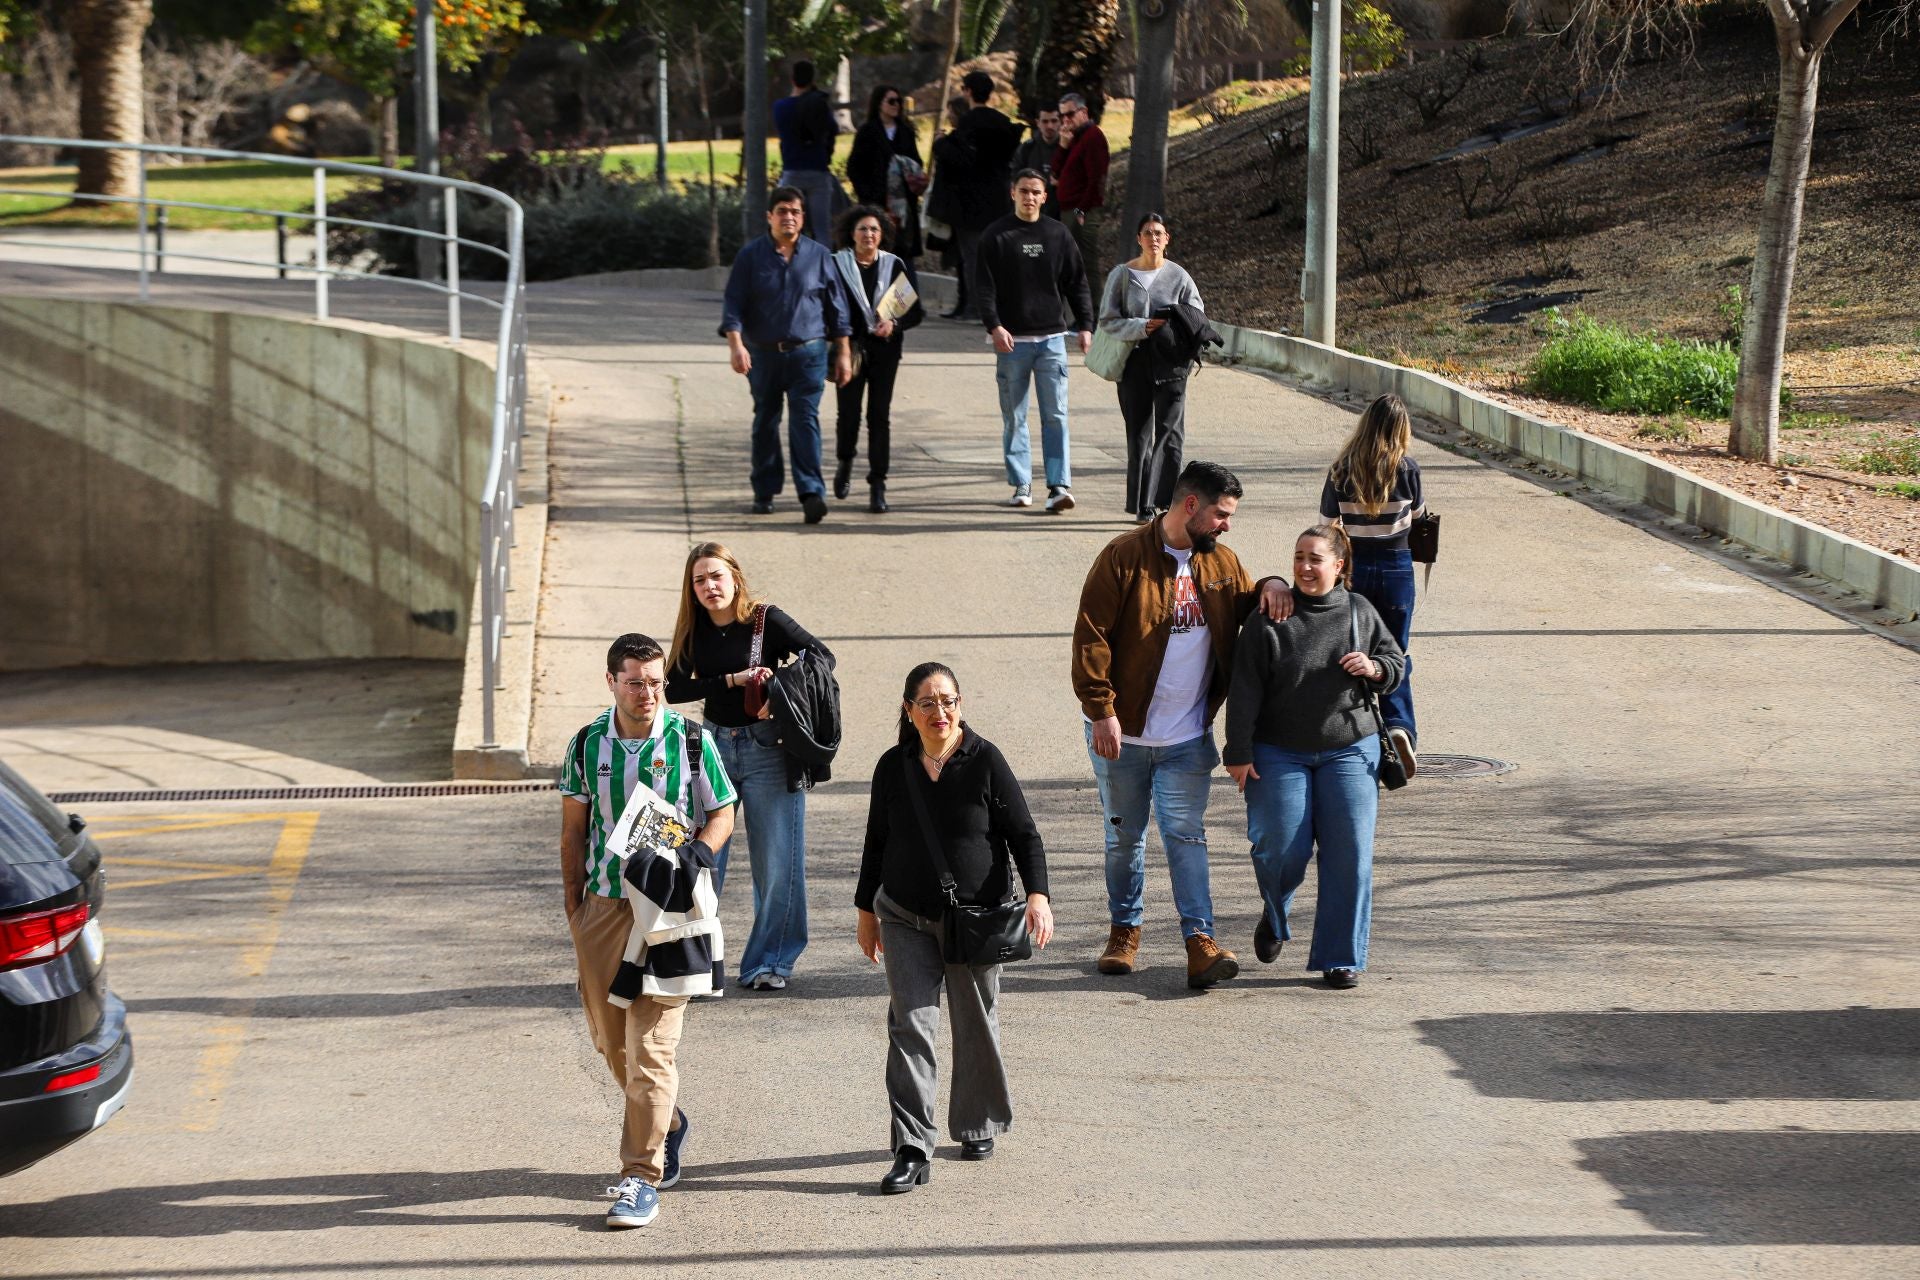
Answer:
[
  {"xmin": 709, "ymin": 722, "xmax": 809, "ymax": 983},
  {"xmin": 1243, "ymin": 736, "xmax": 1380, "ymax": 972}
]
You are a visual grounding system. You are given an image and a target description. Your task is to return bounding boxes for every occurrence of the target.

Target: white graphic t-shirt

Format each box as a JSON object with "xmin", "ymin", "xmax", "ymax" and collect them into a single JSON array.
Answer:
[{"xmin": 1131, "ymin": 547, "xmax": 1211, "ymax": 747}]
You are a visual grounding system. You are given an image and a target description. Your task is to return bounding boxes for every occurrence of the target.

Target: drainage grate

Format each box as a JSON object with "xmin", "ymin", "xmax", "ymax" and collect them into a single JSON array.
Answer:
[
  {"xmin": 1416, "ymin": 754, "xmax": 1517, "ymax": 780},
  {"xmin": 47, "ymin": 781, "xmax": 558, "ymax": 804}
]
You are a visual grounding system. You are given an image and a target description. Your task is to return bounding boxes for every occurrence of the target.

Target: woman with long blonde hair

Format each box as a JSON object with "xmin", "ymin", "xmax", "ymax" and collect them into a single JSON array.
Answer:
[
  {"xmin": 1320, "ymin": 393, "xmax": 1424, "ymax": 773},
  {"xmin": 665, "ymin": 542, "xmax": 835, "ymax": 991}
]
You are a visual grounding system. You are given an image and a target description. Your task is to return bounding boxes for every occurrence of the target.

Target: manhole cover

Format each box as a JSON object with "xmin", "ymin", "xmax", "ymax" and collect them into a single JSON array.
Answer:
[{"xmin": 1416, "ymin": 754, "xmax": 1516, "ymax": 779}]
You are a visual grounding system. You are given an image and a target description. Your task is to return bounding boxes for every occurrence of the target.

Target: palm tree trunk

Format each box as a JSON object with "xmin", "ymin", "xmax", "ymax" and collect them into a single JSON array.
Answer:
[
  {"xmin": 1730, "ymin": 23, "xmax": 1823, "ymax": 463},
  {"xmin": 937, "ymin": 0, "xmax": 963, "ymax": 138},
  {"xmin": 69, "ymin": 0, "xmax": 154, "ymax": 198},
  {"xmin": 1123, "ymin": 0, "xmax": 1181, "ymax": 244},
  {"xmin": 377, "ymin": 96, "xmax": 400, "ymax": 169}
]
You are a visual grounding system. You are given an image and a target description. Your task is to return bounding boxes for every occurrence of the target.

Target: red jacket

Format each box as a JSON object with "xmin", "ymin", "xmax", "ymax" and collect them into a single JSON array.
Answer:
[{"xmin": 1053, "ymin": 124, "xmax": 1109, "ymax": 212}]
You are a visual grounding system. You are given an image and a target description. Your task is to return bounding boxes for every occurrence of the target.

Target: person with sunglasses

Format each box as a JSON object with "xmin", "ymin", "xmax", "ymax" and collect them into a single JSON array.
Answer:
[
  {"xmin": 855, "ymin": 662, "xmax": 1052, "ymax": 1195},
  {"xmin": 848, "ymin": 85, "xmax": 925, "ymax": 261},
  {"xmin": 1098, "ymin": 212, "xmax": 1205, "ymax": 522},
  {"xmin": 1053, "ymin": 92, "xmax": 1111, "ymax": 287}
]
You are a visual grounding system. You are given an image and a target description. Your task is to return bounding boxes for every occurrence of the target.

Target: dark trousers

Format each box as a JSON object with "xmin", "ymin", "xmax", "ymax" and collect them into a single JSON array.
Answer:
[
  {"xmin": 1117, "ymin": 350, "xmax": 1187, "ymax": 514},
  {"xmin": 1067, "ymin": 207, "xmax": 1107, "ymax": 291},
  {"xmin": 1350, "ymin": 545, "xmax": 1417, "ymax": 742},
  {"xmin": 953, "ymin": 224, "xmax": 983, "ymax": 318},
  {"xmin": 746, "ymin": 339, "xmax": 828, "ymax": 503},
  {"xmin": 835, "ymin": 340, "xmax": 902, "ymax": 484}
]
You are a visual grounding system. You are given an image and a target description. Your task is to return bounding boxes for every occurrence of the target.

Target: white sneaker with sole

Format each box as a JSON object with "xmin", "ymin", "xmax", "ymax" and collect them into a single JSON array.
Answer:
[
  {"xmin": 1387, "ymin": 727, "xmax": 1417, "ymax": 778},
  {"xmin": 1006, "ymin": 484, "xmax": 1033, "ymax": 507},
  {"xmin": 605, "ymin": 1177, "xmax": 659, "ymax": 1229},
  {"xmin": 748, "ymin": 972, "xmax": 787, "ymax": 991},
  {"xmin": 1045, "ymin": 487, "xmax": 1076, "ymax": 513}
]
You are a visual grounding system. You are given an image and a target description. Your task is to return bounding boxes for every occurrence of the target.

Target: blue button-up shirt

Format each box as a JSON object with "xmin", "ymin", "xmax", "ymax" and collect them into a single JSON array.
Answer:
[{"xmin": 719, "ymin": 234, "xmax": 850, "ymax": 347}]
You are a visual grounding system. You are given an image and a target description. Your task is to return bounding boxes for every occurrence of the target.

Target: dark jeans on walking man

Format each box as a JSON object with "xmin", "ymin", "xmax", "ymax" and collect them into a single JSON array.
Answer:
[{"xmin": 747, "ymin": 339, "xmax": 830, "ymax": 506}]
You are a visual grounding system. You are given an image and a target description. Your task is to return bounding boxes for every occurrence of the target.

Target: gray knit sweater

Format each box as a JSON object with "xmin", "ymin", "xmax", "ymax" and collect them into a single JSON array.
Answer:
[{"xmin": 1222, "ymin": 585, "xmax": 1406, "ymax": 764}]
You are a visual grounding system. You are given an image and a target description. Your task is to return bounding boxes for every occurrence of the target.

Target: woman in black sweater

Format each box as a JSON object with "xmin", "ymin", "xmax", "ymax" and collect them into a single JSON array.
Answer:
[
  {"xmin": 666, "ymin": 542, "xmax": 834, "ymax": 992},
  {"xmin": 856, "ymin": 661, "xmax": 1052, "ymax": 1195}
]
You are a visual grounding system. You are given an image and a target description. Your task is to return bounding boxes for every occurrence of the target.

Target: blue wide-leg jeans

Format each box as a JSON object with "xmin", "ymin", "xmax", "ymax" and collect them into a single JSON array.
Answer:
[
  {"xmin": 1243, "ymin": 737, "xmax": 1380, "ymax": 972},
  {"xmin": 1084, "ymin": 725, "xmax": 1217, "ymax": 938},
  {"xmin": 746, "ymin": 339, "xmax": 829, "ymax": 505},
  {"xmin": 710, "ymin": 722, "xmax": 809, "ymax": 983},
  {"xmin": 1349, "ymin": 545, "xmax": 1417, "ymax": 743}
]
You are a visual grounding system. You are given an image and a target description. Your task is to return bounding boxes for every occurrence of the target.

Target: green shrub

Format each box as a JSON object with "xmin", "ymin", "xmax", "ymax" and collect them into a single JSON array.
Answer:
[
  {"xmin": 1634, "ymin": 415, "xmax": 1695, "ymax": 443},
  {"xmin": 1841, "ymin": 434, "xmax": 1920, "ymax": 476},
  {"xmin": 1529, "ymin": 313, "xmax": 1740, "ymax": 416}
]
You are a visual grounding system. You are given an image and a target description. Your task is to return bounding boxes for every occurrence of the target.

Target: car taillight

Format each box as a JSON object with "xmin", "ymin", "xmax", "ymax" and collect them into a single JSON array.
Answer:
[
  {"xmin": 44, "ymin": 1064, "xmax": 102, "ymax": 1092},
  {"xmin": 0, "ymin": 901, "xmax": 91, "ymax": 971}
]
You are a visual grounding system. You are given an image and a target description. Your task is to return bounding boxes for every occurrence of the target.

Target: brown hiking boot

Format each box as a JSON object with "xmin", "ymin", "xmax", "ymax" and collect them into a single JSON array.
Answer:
[
  {"xmin": 1185, "ymin": 933, "xmax": 1240, "ymax": 989},
  {"xmin": 1097, "ymin": 925, "xmax": 1141, "ymax": 975}
]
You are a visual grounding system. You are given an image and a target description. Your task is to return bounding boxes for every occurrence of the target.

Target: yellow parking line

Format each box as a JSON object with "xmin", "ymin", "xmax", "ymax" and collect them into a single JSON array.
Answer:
[{"xmin": 92, "ymin": 813, "xmax": 298, "ymax": 840}]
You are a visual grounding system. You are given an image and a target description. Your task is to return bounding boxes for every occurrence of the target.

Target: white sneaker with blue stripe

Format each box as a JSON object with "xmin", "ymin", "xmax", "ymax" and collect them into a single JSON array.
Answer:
[{"xmin": 606, "ymin": 1176, "xmax": 659, "ymax": 1228}]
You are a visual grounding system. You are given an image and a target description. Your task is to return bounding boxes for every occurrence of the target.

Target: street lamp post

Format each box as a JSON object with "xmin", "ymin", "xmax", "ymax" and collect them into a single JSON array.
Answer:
[{"xmin": 1301, "ymin": 0, "xmax": 1341, "ymax": 345}]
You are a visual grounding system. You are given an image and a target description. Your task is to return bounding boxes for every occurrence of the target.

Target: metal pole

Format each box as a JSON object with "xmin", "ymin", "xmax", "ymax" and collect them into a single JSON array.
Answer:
[
  {"xmin": 313, "ymin": 167, "xmax": 329, "ymax": 320},
  {"xmin": 135, "ymin": 153, "xmax": 149, "ymax": 301},
  {"xmin": 656, "ymin": 34, "xmax": 670, "ymax": 191},
  {"xmin": 414, "ymin": 0, "xmax": 442, "ymax": 283},
  {"xmin": 444, "ymin": 188, "xmax": 461, "ymax": 341},
  {"xmin": 275, "ymin": 214, "xmax": 288, "ymax": 279},
  {"xmin": 1301, "ymin": 0, "xmax": 1341, "ymax": 345},
  {"xmin": 741, "ymin": 0, "xmax": 768, "ymax": 234},
  {"xmin": 154, "ymin": 206, "xmax": 167, "ymax": 273}
]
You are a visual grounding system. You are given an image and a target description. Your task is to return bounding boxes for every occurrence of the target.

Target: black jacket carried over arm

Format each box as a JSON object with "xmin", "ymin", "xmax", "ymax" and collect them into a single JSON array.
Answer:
[
  {"xmin": 856, "ymin": 727, "xmax": 1048, "ymax": 918},
  {"xmin": 1146, "ymin": 300, "xmax": 1223, "ymax": 384},
  {"xmin": 767, "ymin": 649, "xmax": 840, "ymax": 790},
  {"xmin": 665, "ymin": 605, "xmax": 833, "ymax": 728}
]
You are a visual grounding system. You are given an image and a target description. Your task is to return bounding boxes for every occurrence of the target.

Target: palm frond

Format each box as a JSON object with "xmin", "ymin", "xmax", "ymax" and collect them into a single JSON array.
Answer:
[{"xmin": 964, "ymin": 0, "xmax": 1017, "ymax": 58}]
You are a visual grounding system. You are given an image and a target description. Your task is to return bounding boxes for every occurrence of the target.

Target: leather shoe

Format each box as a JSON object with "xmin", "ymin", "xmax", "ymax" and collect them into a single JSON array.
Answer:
[
  {"xmin": 1324, "ymin": 967, "xmax": 1360, "ymax": 989},
  {"xmin": 880, "ymin": 1147, "xmax": 930, "ymax": 1194},
  {"xmin": 961, "ymin": 1138, "xmax": 994, "ymax": 1160},
  {"xmin": 833, "ymin": 460, "xmax": 852, "ymax": 499},
  {"xmin": 869, "ymin": 482, "xmax": 889, "ymax": 513},
  {"xmin": 750, "ymin": 498, "xmax": 774, "ymax": 515},
  {"xmin": 1254, "ymin": 914, "xmax": 1283, "ymax": 964},
  {"xmin": 802, "ymin": 493, "xmax": 828, "ymax": 524}
]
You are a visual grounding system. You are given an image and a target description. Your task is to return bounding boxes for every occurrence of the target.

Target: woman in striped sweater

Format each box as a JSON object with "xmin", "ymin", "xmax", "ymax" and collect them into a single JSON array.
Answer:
[{"xmin": 1320, "ymin": 394, "xmax": 1425, "ymax": 773}]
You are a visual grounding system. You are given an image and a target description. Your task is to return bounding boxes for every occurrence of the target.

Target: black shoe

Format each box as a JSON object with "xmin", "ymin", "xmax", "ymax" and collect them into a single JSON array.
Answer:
[
  {"xmin": 833, "ymin": 459, "xmax": 852, "ymax": 499},
  {"xmin": 750, "ymin": 498, "xmax": 774, "ymax": 515},
  {"xmin": 802, "ymin": 493, "xmax": 828, "ymax": 524},
  {"xmin": 881, "ymin": 1147, "xmax": 931, "ymax": 1194},
  {"xmin": 961, "ymin": 1138, "xmax": 994, "ymax": 1160},
  {"xmin": 1324, "ymin": 968, "xmax": 1359, "ymax": 989},
  {"xmin": 1254, "ymin": 914, "xmax": 1283, "ymax": 965},
  {"xmin": 869, "ymin": 482, "xmax": 888, "ymax": 513}
]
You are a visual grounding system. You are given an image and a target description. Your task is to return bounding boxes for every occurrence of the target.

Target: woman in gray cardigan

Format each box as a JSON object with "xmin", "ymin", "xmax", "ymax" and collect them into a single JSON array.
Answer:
[
  {"xmin": 1097, "ymin": 213, "xmax": 1204, "ymax": 520},
  {"xmin": 1224, "ymin": 524, "xmax": 1405, "ymax": 989}
]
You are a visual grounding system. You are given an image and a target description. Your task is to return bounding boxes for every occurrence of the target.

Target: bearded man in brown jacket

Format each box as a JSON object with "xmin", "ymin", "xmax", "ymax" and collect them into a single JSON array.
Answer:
[{"xmin": 1071, "ymin": 461, "xmax": 1290, "ymax": 988}]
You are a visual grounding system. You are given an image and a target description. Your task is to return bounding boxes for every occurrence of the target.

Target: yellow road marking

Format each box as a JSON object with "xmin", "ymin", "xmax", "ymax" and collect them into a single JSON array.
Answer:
[
  {"xmin": 91, "ymin": 813, "xmax": 299, "ymax": 840},
  {"xmin": 240, "ymin": 811, "xmax": 316, "ymax": 980}
]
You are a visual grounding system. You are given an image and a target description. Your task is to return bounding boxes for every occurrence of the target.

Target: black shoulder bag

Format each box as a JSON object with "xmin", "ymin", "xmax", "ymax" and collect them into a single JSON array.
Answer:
[
  {"xmin": 900, "ymin": 751, "xmax": 1032, "ymax": 967},
  {"xmin": 1350, "ymin": 597, "xmax": 1410, "ymax": 791}
]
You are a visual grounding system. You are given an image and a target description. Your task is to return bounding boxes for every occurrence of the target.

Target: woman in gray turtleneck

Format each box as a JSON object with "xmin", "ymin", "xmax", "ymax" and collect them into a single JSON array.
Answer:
[
  {"xmin": 1223, "ymin": 524, "xmax": 1405, "ymax": 990},
  {"xmin": 1097, "ymin": 213, "xmax": 1203, "ymax": 522}
]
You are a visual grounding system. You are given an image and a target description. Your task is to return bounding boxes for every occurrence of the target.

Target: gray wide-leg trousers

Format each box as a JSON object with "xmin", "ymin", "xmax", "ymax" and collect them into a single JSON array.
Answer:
[{"xmin": 875, "ymin": 890, "xmax": 1014, "ymax": 1156}]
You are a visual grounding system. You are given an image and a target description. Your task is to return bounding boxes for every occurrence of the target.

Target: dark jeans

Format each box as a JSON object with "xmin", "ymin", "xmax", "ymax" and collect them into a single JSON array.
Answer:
[
  {"xmin": 835, "ymin": 339, "xmax": 902, "ymax": 484},
  {"xmin": 746, "ymin": 339, "xmax": 828, "ymax": 504},
  {"xmin": 1117, "ymin": 349, "xmax": 1187, "ymax": 514},
  {"xmin": 1349, "ymin": 545, "xmax": 1417, "ymax": 742}
]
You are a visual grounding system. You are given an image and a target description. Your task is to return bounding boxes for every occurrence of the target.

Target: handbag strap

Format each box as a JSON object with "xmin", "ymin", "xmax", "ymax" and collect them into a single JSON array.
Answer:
[
  {"xmin": 747, "ymin": 603, "xmax": 767, "ymax": 669},
  {"xmin": 1348, "ymin": 595, "xmax": 1386, "ymax": 724},
  {"xmin": 900, "ymin": 749, "xmax": 961, "ymax": 907}
]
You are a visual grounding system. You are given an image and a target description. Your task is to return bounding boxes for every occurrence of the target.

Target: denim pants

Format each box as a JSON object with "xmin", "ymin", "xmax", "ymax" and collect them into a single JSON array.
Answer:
[
  {"xmin": 1243, "ymin": 737, "xmax": 1380, "ymax": 972},
  {"xmin": 709, "ymin": 722, "xmax": 809, "ymax": 983},
  {"xmin": 1084, "ymin": 724, "xmax": 1217, "ymax": 938},
  {"xmin": 996, "ymin": 336, "xmax": 1072, "ymax": 491},
  {"xmin": 1349, "ymin": 546, "xmax": 1416, "ymax": 742},
  {"xmin": 779, "ymin": 168, "xmax": 836, "ymax": 243},
  {"xmin": 746, "ymin": 339, "xmax": 828, "ymax": 505}
]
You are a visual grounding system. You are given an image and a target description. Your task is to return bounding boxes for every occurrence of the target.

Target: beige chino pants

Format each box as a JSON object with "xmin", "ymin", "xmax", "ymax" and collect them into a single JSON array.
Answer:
[{"xmin": 570, "ymin": 892, "xmax": 688, "ymax": 1183}]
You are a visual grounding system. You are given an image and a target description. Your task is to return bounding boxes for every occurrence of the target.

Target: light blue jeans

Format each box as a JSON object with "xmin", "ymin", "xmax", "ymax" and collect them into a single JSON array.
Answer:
[
  {"xmin": 1084, "ymin": 724, "xmax": 1217, "ymax": 938},
  {"xmin": 1243, "ymin": 737, "xmax": 1380, "ymax": 973},
  {"xmin": 996, "ymin": 336, "xmax": 1072, "ymax": 490},
  {"xmin": 710, "ymin": 722, "xmax": 809, "ymax": 983}
]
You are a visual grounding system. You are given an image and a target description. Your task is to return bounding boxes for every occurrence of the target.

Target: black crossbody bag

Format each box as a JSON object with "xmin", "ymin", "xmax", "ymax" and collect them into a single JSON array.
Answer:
[
  {"xmin": 1350, "ymin": 598, "xmax": 1410, "ymax": 791},
  {"xmin": 900, "ymin": 751, "xmax": 1032, "ymax": 967}
]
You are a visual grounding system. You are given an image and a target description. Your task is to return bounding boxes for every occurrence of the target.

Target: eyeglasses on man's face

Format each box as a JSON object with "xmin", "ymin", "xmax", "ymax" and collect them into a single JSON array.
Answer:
[
  {"xmin": 913, "ymin": 695, "xmax": 960, "ymax": 714},
  {"xmin": 616, "ymin": 678, "xmax": 665, "ymax": 694}
]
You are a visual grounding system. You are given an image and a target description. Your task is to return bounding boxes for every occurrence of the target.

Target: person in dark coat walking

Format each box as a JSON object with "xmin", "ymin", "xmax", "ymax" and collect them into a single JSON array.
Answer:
[
  {"xmin": 847, "ymin": 84, "xmax": 925, "ymax": 260},
  {"xmin": 832, "ymin": 205, "xmax": 925, "ymax": 513}
]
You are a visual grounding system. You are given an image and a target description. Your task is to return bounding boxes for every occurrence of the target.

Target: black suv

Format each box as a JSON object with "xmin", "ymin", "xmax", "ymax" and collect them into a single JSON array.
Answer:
[{"xmin": 0, "ymin": 760, "xmax": 132, "ymax": 1176}]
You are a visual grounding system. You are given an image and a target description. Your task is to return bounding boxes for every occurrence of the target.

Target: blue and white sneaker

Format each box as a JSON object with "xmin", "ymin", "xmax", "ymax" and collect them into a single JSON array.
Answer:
[
  {"xmin": 660, "ymin": 1109, "xmax": 690, "ymax": 1189},
  {"xmin": 605, "ymin": 1176, "xmax": 659, "ymax": 1229}
]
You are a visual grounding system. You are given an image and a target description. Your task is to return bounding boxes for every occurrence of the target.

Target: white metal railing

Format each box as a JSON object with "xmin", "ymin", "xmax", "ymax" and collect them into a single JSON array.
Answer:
[{"xmin": 0, "ymin": 137, "xmax": 526, "ymax": 750}]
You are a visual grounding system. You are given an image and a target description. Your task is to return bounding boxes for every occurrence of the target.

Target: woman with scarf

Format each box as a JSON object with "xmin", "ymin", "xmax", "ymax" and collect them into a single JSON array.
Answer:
[{"xmin": 832, "ymin": 204, "xmax": 924, "ymax": 513}]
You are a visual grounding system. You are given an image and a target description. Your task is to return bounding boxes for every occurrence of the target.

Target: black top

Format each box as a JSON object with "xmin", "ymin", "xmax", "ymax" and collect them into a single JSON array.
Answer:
[
  {"xmin": 973, "ymin": 213, "xmax": 1094, "ymax": 337},
  {"xmin": 665, "ymin": 604, "xmax": 834, "ymax": 728},
  {"xmin": 857, "ymin": 727, "xmax": 1048, "ymax": 918},
  {"xmin": 847, "ymin": 119, "xmax": 922, "ymax": 208}
]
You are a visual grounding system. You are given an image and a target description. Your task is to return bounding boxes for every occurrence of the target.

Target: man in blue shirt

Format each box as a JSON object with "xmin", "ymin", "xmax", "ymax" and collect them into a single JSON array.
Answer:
[
  {"xmin": 770, "ymin": 60, "xmax": 839, "ymax": 243},
  {"xmin": 720, "ymin": 186, "xmax": 854, "ymax": 523}
]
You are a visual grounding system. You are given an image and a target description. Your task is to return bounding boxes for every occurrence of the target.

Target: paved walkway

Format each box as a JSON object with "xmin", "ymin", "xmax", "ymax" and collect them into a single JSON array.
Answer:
[{"xmin": 1, "ymin": 263, "xmax": 1915, "ymax": 1275}]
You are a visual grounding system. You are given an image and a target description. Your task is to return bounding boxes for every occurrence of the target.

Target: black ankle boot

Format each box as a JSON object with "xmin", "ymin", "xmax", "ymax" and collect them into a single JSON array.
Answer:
[
  {"xmin": 833, "ymin": 459, "xmax": 852, "ymax": 500},
  {"xmin": 881, "ymin": 1146, "xmax": 930, "ymax": 1194},
  {"xmin": 869, "ymin": 482, "xmax": 889, "ymax": 513}
]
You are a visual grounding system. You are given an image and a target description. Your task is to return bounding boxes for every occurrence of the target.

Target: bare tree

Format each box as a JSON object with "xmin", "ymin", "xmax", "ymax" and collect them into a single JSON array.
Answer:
[
  {"xmin": 143, "ymin": 35, "xmax": 266, "ymax": 156},
  {"xmin": 68, "ymin": 0, "xmax": 152, "ymax": 197}
]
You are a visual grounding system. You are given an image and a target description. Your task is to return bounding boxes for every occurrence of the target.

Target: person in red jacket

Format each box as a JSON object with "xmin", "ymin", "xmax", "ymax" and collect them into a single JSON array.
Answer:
[{"xmin": 1053, "ymin": 92, "xmax": 1111, "ymax": 287}]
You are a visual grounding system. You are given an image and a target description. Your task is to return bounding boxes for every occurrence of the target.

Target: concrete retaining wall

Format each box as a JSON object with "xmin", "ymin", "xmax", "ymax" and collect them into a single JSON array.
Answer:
[
  {"xmin": 1213, "ymin": 322, "xmax": 1920, "ymax": 622},
  {"xmin": 0, "ymin": 298, "xmax": 496, "ymax": 669}
]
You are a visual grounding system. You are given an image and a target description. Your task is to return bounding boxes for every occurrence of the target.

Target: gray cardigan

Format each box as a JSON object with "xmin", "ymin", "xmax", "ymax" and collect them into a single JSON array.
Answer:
[
  {"xmin": 1096, "ymin": 260, "xmax": 1203, "ymax": 343},
  {"xmin": 1223, "ymin": 586, "xmax": 1405, "ymax": 764}
]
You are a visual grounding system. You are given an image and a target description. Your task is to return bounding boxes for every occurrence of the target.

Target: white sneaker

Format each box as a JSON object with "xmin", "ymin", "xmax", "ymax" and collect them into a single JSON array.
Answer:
[
  {"xmin": 1006, "ymin": 484, "xmax": 1032, "ymax": 507},
  {"xmin": 1387, "ymin": 727, "xmax": 1417, "ymax": 777},
  {"xmin": 605, "ymin": 1176, "xmax": 659, "ymax": 1229},
  {"xmin": 1045, "ymin": 486, "xmax": 1076, "ymax": 513},
  {"xmin": 749, "ymin": 972, "xmax": 787, "ymax": 991}
]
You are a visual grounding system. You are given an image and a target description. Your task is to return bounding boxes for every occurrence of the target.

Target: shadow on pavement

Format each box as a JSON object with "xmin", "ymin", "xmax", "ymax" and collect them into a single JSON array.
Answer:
[
  {"xmin": 125, "ymin": 984, "xmax": 579, "ymax": 1019},
  {"xmin": 1576, "ymin": 1129, "xmax": 1920, "ymax": 1245},
  {"xmin": 1416, "ymin": 1007, "xmax": 1920, "ymax": 1101}
]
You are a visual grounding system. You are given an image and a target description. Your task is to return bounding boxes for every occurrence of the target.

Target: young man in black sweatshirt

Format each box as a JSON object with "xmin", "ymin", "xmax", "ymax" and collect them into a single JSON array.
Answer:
[{"xmin": 973, "ymin": 168, "xmax": 1094, "ymax": 513}]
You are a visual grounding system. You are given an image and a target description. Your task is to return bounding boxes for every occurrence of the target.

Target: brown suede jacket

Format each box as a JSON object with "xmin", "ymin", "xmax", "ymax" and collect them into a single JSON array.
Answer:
[{"xmin": 1071, "ymin": 521, "xmax": 1276, "ymax": 737}]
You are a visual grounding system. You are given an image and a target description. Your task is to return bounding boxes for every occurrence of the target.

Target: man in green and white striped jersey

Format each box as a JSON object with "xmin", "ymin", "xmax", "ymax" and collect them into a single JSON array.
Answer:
[{"xmin": 561, "ymin": 633, "xmax": 736, "ymax": 1229}]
